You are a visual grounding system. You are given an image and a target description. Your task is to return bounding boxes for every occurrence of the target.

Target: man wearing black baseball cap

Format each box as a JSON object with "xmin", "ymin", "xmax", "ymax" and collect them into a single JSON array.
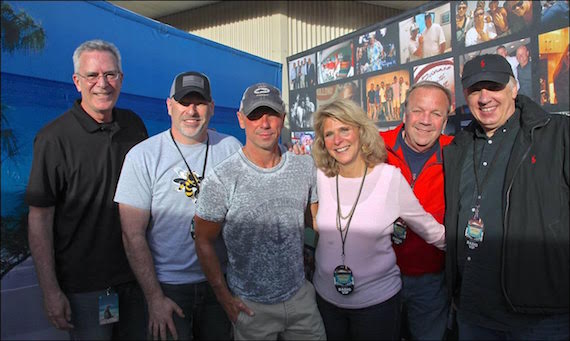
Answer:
[
  {"xmin": 194, "ymin": 82, "xmax": 326, "ymax": 340},
  {"xmin": 115, "ymin": 71, "xmax": 242, "ymax": 340},
  {"xmin": 443, "ymin": 54, "xmax": 569, "ymax": 339}
]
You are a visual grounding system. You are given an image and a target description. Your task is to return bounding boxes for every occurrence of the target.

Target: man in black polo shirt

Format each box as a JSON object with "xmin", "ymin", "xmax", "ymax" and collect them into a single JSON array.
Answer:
[
  {"xmin": 443, "ymin": 54, "xmax": 569, "ymax": 339},
  {"xmin": 26, "ymin": 39, "xmax": 148, "ymax": 339}
]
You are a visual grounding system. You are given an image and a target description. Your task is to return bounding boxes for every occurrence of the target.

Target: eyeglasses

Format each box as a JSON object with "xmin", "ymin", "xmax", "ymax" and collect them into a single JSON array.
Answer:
[
  {"xmin": 75, "ymin": 71, "xmax": 121, "ymax": 84},
  {"xmin": 458, "ymin": 5, "xmax": 467, "ymax": 10},
  {"xmin": 511, "ymin": 0, "xmax": 524, "ymax": 10}
]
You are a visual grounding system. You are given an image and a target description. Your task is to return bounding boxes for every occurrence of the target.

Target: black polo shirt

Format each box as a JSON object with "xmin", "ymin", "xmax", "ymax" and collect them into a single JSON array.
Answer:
[
  {"xmin": 26, "ymin": 100, "xmax": 148, "ymax": 293},
  {"xmin": 456, "ymin": 109, "xmax": 539, "ymax": 330}
]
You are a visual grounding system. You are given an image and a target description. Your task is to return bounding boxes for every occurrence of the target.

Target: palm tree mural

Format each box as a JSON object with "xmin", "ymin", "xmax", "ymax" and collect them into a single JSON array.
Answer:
[
  {"xmin": 1, "ymin": 2, "xmax": 46, "ymax": 277},
  {"xmin": 1, "ymin": 2, "xmax": 45, "ymax": 53},
  {"xmin": 1, "ymin": 1, "xmax": 45, "ymax": 163}
]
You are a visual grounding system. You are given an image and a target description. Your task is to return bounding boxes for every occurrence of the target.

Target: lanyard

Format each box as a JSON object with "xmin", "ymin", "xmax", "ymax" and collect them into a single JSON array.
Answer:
[
  {"xmin": 170, "ymin": 129, "xmax": 209, "ymax": 187},
  {"xmin": 471, "ymin": 133, "xmax": 506, "ymax": 218},
  {"xmin": 335, "ymin": 166, "xmax": 367, "ymax": 265}
]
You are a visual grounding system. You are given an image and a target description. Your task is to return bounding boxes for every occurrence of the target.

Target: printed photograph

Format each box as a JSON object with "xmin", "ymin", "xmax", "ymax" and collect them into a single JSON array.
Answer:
[
  {"xmin": 98, "ymin": 295, "xmax": 119, "ymax": 325},
  {"xmin": 288, "ymin": 53, "xmax": 317, "ymax": 90},
  {"xmin": 316, "ymin": 80, "xmax": 362, "ymax": 108},
  {"xmin": 289, "ymin": 90, "xmax": 317, "ymax": 131},
  {"xmin": 399, "ymin": 2, "xmax": 452, "ymax": 64},
  {"xmin": 459, "ymin": 38, "xmax": 531, "ymax": 103},
  {"xmin": 413, "ymin": 57, "xmax": 456, "ymax": 111},
  {"xmin": 355, "ymin": 23, "xmax": 399, "ymax": 75},
  {"xmin": 291, "ymin": 131, "xmax": 315, "ymax": 155},
  {"xmin": 317, "ymin": 40, "xmax": 354, "ymax": 85},
  {"xmin": 541, "ymin": 0, "xmax": 569, "ymax": 29},
  {"xmin": 364, "ymin": 70, "xmax": 411, "ymax": 125},
  {"xmin": 456, "ymin": 1, "xmax": 519, "ymax": 48},
  {"xmin": 504, "ymin": 0, "xmax": 535, "ymax": 35},
  {"xmin": 539, "ymin": 27, "xmax": 569, "ymax": 108}
]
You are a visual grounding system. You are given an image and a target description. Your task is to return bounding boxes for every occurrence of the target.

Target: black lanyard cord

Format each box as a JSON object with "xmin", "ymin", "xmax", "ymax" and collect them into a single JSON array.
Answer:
[
  {"xmin": 169, "ymin": 129, "xmax": 209, "ymax": 184},
  {"xmin": 336, "ymin": 166, "xmax": 368, "ymax": 264}
]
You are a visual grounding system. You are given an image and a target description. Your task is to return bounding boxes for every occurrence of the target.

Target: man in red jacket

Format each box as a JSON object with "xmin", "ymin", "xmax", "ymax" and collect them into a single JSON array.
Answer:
[{"xmin": 380, "ymin": 80, "xmax": 453, "ymax": 340}]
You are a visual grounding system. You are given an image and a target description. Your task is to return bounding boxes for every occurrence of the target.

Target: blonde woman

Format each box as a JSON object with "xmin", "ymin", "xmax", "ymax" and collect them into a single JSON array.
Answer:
[{"xmin": 311, "ymin": 99, "xmax": 445, "ymax": 340}]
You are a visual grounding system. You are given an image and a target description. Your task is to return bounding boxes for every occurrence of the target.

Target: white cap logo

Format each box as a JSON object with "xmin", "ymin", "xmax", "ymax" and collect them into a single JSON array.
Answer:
[{"xmin": 253, "ymin": 87, "xmax": 271, "ymax": 95}]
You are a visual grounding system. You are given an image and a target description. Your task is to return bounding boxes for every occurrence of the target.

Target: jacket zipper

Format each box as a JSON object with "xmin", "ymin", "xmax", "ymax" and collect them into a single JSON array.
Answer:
[{"xmin": 501, "ymin": 117, "xmax": 550, "ymax": 312}]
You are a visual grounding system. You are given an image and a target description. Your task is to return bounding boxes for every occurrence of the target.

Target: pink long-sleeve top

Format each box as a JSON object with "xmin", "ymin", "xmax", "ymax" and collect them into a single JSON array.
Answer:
[{"xmin": 313, "ymin": 163, "xmax": 445, "ymax": 309}]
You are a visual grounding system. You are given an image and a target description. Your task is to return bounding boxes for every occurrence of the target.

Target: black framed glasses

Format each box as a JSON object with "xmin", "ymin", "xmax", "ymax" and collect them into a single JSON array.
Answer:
[{"xmin": 75, "ymin": 71, "xmax": 121, "ymax": 84}]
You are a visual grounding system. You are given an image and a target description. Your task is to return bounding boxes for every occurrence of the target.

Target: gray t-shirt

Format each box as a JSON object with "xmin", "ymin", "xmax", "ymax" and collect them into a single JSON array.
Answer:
[
  {"xmin": 114, "ymin": 129, "xmax": 241, "ymax": 284},
  {"xmin": 196, "ymin": 150, "xmax": 317, "ymax": 304}
]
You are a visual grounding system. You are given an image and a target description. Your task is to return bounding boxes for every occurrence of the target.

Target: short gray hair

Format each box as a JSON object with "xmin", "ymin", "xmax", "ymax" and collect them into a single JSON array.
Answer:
[
  {"xmin": 72, "ymin": 39, "xmax": 122, "ymax": 73},
  {"xmin": 403, "ymin": 81, "xmax": 452, "ymax": 115}
]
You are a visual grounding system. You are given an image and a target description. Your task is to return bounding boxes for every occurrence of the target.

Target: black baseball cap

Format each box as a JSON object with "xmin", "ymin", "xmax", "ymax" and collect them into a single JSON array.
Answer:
[
  {"xmin": 462, "ymin": 54, "xmax": 514, "ymax": 89},
  {"xmin": 169, "ymin": 71, "xmax": 212, "ymax": 102},
  {"xmin": 239, "ymin": 83, "xmax": 286, "ymax": 117}
]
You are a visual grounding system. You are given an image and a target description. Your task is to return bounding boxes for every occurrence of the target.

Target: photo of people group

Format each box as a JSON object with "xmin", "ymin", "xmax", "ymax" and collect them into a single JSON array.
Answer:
[
  {"xmin": 287, "ymin": 0, "xmax": 569, "ymax": 131},
  {"xmin": 288, "ymin": 53, "xmax": 316, "ymax": 90},
  {"xmin": 365, "ymin": 71, "xmax": 410, "ymax": 123},
  {"xmin": 289, "ymin": 90, "xmax": 317, "ymax": 130}
]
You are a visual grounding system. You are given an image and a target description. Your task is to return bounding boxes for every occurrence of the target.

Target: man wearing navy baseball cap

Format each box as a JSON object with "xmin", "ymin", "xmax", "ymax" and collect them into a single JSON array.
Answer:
[
  {"xmin": 443, "ymin": 54, "xmax": 569, "ymax": 339},
  {"xmin": 194, "ymin": 82, "xmax": 326, "ymax": 340}
]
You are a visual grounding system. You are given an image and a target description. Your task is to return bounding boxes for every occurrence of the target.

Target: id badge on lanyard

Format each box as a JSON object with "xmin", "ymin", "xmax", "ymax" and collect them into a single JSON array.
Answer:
[
  {"xmin": 392, "ymin": 218, "xmax": 407, "ymax": 245},
  {"xmin": 98, "ymin": 287, "xmax": 119, "ymax": 325},
  {"xmin": 465, "ymin": 204, "xmax": 484, "ymax": 249},
  {"xmin": 333, "ymin": 265, "xmax": 355, "ymax": 295}
]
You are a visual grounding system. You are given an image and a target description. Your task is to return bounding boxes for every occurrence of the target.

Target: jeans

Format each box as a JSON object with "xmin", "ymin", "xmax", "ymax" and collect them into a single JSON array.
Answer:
[
  {"xmin": 316, "ymin": 290, "xmax": 401, "ymax": 340},
  {"xmin": 158, "ymin": 281, "xmax": 231, "ymax": 340},
  {"xmin": 401, "ymin": 271, "xmax": 449, "ymax": 340},
  {"xmin": 458, "ymin": 313, "xmax": 569, "ymax": 340},
  {"xmin": 67, "ymin": 280, "xmax": 146, "ymax": 340}
]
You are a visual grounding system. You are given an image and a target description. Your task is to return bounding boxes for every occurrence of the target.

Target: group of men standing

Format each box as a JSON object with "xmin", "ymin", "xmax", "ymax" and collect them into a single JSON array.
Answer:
[
  {"xmin": 367, "ymin": 76, "xmax": 409, "ymax": 122},
  {"xmin": 290, "ymin": 57, "xmax": 316, "ymax": 90},
  {"xmin": 26, "ymin": 38, "xmax": 568, "ymax": 341}
]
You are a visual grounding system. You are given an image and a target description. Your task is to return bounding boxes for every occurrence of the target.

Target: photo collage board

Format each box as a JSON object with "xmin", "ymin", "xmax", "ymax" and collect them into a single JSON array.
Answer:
[{"xmin": 286, "ymin": 0, "xmax": 569, "ymax": 139}]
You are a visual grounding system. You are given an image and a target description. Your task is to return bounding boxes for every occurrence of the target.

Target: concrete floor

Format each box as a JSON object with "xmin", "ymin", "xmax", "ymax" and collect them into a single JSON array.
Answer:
[{"xmin": 1, "ymin": 256, "xmax": 68, "ymax": 340}]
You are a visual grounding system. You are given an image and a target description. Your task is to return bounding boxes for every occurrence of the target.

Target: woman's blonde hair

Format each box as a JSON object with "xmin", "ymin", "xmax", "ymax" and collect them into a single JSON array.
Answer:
[{"xmin": 312, "ymin": 98, "xmax": 386, "ymax": 177}]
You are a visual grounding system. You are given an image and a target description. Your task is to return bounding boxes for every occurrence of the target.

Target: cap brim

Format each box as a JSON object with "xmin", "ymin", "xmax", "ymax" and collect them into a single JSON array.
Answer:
[
  {"xmin": 244, "ymin": 100, "xmax": 285, "ymax": 116},
  {"xmin": 462, "ymin": 72, "xmax": 510, "ymax": 89},
  {"xmin": 172, "ymin": 87, "xmax": 211, "ymax": 102}
]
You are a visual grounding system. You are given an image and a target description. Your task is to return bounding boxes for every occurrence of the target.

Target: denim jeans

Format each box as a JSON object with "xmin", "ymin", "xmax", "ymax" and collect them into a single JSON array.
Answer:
[
  {"xmin": 401, "ymin": 271, "xmax": 449, "ymax": 340},
  {"xmin": 458, "ymin": 313, "xmax": 569, "ymax": 340},
  {"xmin": 67, "ymin": 280, "xmax": 146, "ymax": 340},
  {"xmin": 158, "ymin": 281, "xmax": 231, "ymax": 340},
  {"xmin": 316, "ymin": 290, "xmax": 401, "ymax": 340}
]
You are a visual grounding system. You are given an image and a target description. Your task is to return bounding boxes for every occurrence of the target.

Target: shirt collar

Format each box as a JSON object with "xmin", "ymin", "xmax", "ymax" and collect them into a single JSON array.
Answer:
[{"xmin": 71, "ymin": 99, "xmax": 119, "ymax": 133}]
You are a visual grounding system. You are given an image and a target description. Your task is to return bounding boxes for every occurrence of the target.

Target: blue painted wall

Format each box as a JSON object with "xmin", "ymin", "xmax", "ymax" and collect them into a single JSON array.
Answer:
[{"xmin": 0, "ymin": 1, "xmax": 281, "ymax": 268}]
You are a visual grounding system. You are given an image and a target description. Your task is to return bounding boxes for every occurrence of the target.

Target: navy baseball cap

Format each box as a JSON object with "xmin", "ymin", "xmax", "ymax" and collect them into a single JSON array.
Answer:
[
  {"xmin": 462, "ymin": 54, "xmax": 514, "ymax": 89},
  {"xmin": 170, "ymin": 71, "xmax": 212, "ymax": 102},
  {"xmin": 239, "ymin": 83, "xmax": 286, "ymax": 116}
]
